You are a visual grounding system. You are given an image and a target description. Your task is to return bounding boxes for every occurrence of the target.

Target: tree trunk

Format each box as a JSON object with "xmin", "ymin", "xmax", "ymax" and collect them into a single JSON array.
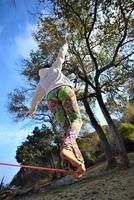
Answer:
[
  {"xmin": 83, "ymin": 99, "xmax": 117, "ymax": 169},
  {"xmin": 96, "ymin": 92, "xmax": 129, "ymax": 167},
  {"xmin": 56, "ymin": 136, "xmax": 62, "ymax": 169},
  {"xmin": 52, "ymin": 125, "xmax": 63, "ymax": 171},
  {"xmin": 55, "ymin": 136, "xmax": 65, "ymax": 177},
  {"xmin": 50, "ymin": 151, "xmax": 57, "ymax": 179}
]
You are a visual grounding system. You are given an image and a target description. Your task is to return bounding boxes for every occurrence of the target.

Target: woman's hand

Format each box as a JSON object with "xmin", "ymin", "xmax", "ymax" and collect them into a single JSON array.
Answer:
[
  {"xmin": 64, "ymin": 34, "xmax": 69, "ymax": 44},
  {"xmin": 26, "ymin": 108, "xmax": 35, "ymax": 117}
]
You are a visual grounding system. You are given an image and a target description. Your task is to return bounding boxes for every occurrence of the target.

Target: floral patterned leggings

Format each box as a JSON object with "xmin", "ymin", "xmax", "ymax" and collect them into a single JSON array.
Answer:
[{"xmin": 47, "ymin": 85, "xmax": 84, "ymax": 163}]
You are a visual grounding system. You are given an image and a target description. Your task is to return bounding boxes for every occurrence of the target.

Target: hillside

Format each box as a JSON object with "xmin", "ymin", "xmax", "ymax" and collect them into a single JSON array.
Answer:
[{"xmin": 14, "ymin": 153, "xmax": 134, "ymax": 200}]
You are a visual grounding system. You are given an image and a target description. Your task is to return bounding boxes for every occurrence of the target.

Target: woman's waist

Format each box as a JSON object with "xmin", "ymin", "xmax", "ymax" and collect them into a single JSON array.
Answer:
[{"xmin": 46, "ymin": 84, "xmax": 73, "ymax": 99}]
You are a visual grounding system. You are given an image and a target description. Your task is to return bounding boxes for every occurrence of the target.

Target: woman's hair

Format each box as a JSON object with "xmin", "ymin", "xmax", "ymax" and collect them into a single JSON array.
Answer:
[
  {"xmin": 38, "ymin": 63, "xmax": 52, "ymax": 79},
  {"xmin": 43, "ymin": 63, "xmax": 51, "ymax": 68}
]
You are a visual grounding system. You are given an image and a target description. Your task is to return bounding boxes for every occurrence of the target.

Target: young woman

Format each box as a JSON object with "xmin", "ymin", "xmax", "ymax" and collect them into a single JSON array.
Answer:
[{"xmin": 27, "ymin": 37, "xmax": 86, "ymax": 177}]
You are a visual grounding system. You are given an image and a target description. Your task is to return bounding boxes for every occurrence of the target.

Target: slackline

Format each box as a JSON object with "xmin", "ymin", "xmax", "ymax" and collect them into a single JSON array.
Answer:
[{"xmin": 0, "ymin": 162, "xmax": 77, "ymax": 175}]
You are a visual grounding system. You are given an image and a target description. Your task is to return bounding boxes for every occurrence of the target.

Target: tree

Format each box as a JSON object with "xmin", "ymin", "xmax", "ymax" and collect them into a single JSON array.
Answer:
[
  {"xmin": 83, "ymin": 98, "xmax": 116, "ymax": 168},
  {"xmin": 47, "ymin": 0, "xmax": 134, "ymax": 167},
  {"xmin": 16, "ymin": 125, "xmax": 54, "ymax": 165},
  {"xmin": 15, "ymin": 124, "xmax": 64, "ymax": 180},
  {"xmin": 123, "ymin": 99, "xmax": 134, "ymax": 124}
]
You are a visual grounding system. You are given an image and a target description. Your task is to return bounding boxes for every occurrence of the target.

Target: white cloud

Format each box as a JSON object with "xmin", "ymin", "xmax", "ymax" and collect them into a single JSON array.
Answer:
[
  {"xmin": 14, "ymin": 129, "xmax": 29, "ymax": 143},
  {"xmin": 0, "ymin": 23, "xmax": 38, "ymax": 84},
  {"xmin": 0, "ymin": 124, "xmax": 29, "ymax": 184},
  {"xmin": 12, "ymin": 23, "xmax": 38, "ymax": 58},
  {"xmin": 0, "ymin": 125, "xmax": 28, "ymax": 146}
]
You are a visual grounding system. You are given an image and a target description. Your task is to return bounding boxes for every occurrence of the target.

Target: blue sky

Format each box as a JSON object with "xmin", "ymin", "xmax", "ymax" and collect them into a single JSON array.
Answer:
[
  {"xmin": 0, "ymin": 0, "xmax": 107, "ymax": 185},
  {"xmin": 0, "ymin": 0, "xmax": 42, "ymax": 184}
]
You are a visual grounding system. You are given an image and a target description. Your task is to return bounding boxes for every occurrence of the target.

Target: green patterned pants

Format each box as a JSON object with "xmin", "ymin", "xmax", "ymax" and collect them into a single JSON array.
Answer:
[{"xmin": 47, "ymin": 85, "xmax": 84, "ymax": 163}]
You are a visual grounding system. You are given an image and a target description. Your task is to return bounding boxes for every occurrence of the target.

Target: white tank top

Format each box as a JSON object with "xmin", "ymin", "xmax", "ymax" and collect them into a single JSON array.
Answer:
[{"xmin": 39, "ymin": 67, "xmax": 73, "ymax": 96}]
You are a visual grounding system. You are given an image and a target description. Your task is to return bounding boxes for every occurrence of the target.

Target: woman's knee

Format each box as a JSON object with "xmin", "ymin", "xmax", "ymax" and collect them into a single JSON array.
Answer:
[
  {"xmin": 77, "ymin": 118, "xmax": 83, "ymax": 127},
  {"xmin": 60, "ymin": 148, "xmax": 68, "ymax": 159},
  {"xmin": 71, "ymin": 118, "xmax": 83, "ymax": 133}
]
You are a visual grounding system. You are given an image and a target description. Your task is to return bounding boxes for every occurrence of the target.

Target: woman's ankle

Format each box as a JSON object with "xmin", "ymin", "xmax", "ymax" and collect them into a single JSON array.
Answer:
[{"xmin": 60, "ymin": 148, "xmax": 82, "ymax": 168}]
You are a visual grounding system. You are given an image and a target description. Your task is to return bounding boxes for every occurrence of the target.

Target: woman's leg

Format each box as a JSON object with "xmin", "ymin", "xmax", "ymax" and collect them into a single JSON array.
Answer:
[
  {"xmin": 57, "ymin": 86, "xmax": 86, "ymax": 176},
  {"xmin": 47, "ymin": 88, "xmax": 85, "ymax": 175}
]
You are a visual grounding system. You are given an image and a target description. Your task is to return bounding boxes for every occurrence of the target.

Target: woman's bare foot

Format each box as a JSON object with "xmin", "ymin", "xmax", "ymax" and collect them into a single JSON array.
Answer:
[
  {"xmin": 60, "ymin": 148, "xmax": 86, "ymax": 178},
  {"xmin": 60, "ymin": 148, "xmax": 81, "ymax": 167},
  {"xmin": 75, "ymin": 163, "xmax": 86, "ymax": 178}
]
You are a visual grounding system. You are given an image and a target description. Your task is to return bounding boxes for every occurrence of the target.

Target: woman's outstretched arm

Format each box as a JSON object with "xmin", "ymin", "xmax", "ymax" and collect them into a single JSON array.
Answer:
[
  {"xmin": 27, "ymin": 84, "xmax": 46, "ymax": 116},
  {"xmin": 51, "ymin": 38, "xmax": 68, "ymax": 70}
]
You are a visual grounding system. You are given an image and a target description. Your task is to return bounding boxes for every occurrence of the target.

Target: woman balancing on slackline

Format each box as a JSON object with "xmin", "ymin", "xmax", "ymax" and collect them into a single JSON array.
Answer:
[{"xmin": 26, "ymin": 36, "xmax": 86, "ymax": 177}]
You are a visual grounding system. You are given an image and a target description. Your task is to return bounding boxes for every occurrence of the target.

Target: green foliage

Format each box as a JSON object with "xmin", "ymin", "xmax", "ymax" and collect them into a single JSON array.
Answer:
[
  {"xmin": 119, "ymin": 122, "xmax": 134, "ymax": 141},
  {"xmin": 123, "ymin": 99, "xmax": 134, "ymax": 124},
  {"xmin": 8, "ymin": 88, "xmax": 28, "ymax": 121},
  {"xmin": 16, "ymin": 125, "xmax": 55, "ymax": 165},
  {"xmin": 77, "ymin": 132, "xmax": 100, "ymax": 161},
  {"xmin": 21, "ymin": 50, "xmax": 47, "ymax": 82}
]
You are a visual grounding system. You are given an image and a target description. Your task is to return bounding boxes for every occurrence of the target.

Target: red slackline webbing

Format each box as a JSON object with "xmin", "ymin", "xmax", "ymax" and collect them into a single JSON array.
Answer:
[
  {"xmin": 0, "ymin": 162, "xmax": 76, "ymax": 175},
  {"xmin": 0, "ymin": 160, "xmax": 106, "ymax": 176}
]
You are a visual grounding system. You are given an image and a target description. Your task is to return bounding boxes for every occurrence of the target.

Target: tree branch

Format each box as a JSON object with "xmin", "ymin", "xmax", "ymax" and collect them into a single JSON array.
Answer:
[
  {"xmin": 111, "ymin": 0, "xmax": 128, "ymax": 63},
  {"xmin": 87, "ymin": 0, "xmax": 98, "ymax": 39},
  {"xmin": 122, "ymin": 39, "xmax": 134, "ymax": 46},
  {"xmin": 99, "ymin": 0, "xmax": 129, "ymax": 76},
  {"xmin": 65, "ymin": 0, "xmax": 99, "ymax": 72},
  {"xmin": 64, "ymin": 0, "xmax": 85, "ymax": 26},
  {"xmin": 99, "ymin": 51, "xmax": 134, "ymax": 74},
  {"xmin": 84, "ymin": 0, "xmax": 99, "ymax": 72},
  {"xmin": 77, "ymin": 92, "xmax": 96, "ymax": 101},
  {"xmin": 71, "ymin": 43, "xmax": 89, "ymax": 79},
  {"xmin": 114, "ymin": 51, "xmax": 134, "ymax": 66}
]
